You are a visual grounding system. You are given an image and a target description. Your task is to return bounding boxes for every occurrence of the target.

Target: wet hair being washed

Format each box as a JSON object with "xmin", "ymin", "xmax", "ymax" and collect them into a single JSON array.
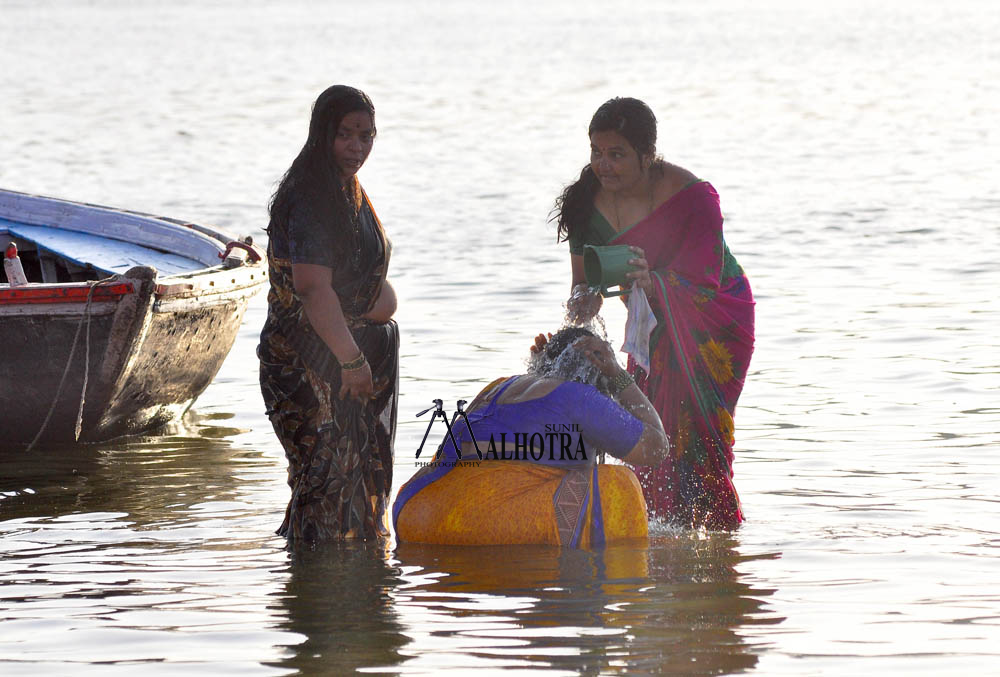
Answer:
[
  {"xmin": 551, "ymin": 97, "xmax": 660, "ymax": 244},
  {"xmin": 267, "ymin": 85, "xmax": 376, "ymax": 245},
  {"xmin": 529, "ymin": 327, "xmax": 612, "ymax": 395}
]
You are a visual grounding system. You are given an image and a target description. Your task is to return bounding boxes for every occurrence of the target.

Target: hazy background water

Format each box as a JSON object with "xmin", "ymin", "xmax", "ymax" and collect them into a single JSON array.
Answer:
[{"xmin": 2, "ymin": 0, "xmax": 998, "ymax": 674}]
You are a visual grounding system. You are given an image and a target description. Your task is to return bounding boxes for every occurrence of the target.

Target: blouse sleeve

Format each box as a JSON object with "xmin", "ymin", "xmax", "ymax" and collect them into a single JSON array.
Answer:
[
  {"xmin": 567, "ymin": 211, "xmax": 601, "ymax": 256},
  {"xmin": 286, "ymin": 199, "xmax": 338, "ymax": 268},
  {"xmin": 559, "ymin": 382, "xmax": 644, "ymax": 460},
  {"xmin": 568, "ymin": 226, "xmax": 587, "ymax": 256}
]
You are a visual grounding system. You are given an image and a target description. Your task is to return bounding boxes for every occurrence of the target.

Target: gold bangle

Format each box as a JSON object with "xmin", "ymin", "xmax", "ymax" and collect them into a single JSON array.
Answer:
[{"xmin": 340, "ymin": 351, "xmax": 366, "ymax": 371}]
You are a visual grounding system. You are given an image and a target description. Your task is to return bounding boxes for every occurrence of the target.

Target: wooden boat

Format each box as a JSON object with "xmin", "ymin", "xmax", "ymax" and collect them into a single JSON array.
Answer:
[{"xmin": 0, "ymin": 188, "xmax": 268, "ymax": 446}]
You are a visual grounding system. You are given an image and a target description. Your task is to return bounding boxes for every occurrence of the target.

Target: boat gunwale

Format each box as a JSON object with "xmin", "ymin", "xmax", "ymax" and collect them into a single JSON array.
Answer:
[
  {"xmin": 0, "ymin": 187, "xmax": 250, "ymax": 268},
  {"xmin": 0, "ymin": 281, "xmax": 136, "ymax": 305},
  {"xmin": 0, "ymin": 187, "xmax": 268, "ymax": 306}
]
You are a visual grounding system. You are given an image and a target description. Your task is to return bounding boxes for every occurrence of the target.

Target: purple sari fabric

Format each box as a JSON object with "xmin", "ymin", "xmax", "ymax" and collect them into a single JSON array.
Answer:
[{"xmin": 610, "ymin": 181, "xmax": 755, "ymax": 528}]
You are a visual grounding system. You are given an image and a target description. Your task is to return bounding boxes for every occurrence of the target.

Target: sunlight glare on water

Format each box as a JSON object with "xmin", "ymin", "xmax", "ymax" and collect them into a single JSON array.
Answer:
[{"xmin": 1, "ymin": 0, "xmax": 999, "ymax": 674}]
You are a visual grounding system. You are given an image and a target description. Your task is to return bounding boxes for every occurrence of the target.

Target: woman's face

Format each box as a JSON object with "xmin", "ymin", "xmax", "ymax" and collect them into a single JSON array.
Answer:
[
  {"xmin": 333, "ymin": 110, "xmax": 375, "ymax": 178},
  {"xmin": 590, "ymin": 129, "xmax": 649, "ymax": 193}
]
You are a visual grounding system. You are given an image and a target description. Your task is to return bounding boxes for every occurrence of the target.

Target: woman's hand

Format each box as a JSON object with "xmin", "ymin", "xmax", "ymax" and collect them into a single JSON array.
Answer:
[
  {"xmin": 626, "ymin": 246, "xmax": 652, "ymax": 292},
  {"xmin": 530, "ymin": 332, "xmax": 552, "ymax": 355},
  {"xmin": 577, "ymin": 335, "xmax": 623, "ymax": 379},
  {"xmin": 566, "ymin": 284, "xmax": 603, "ymax": 325},
  {"xmin": 339, "ymin": 361, "xmax": 374, "ymax": 401}
]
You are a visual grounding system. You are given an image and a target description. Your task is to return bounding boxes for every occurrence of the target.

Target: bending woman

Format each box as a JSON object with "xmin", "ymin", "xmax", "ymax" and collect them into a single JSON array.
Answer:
[
  {"xmin": 393, "ymin": 328, "xmax": 669, "ymax": 548},
  {"xmin": 554, "ymin": 97, "xmax": 755, "ymax": 529},
  {"xmin": 259, "ymin": 85, "xmax": 399, "ymax": 541}
]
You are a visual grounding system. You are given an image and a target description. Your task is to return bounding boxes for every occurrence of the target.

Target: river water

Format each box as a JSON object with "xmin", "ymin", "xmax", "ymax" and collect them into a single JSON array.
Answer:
[{"xmin": 2, "ymin": 1, "xmax": 998, "ymax": 674}]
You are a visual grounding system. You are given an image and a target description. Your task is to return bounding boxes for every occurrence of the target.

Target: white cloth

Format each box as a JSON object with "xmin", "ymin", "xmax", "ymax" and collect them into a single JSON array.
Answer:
[{"xmin": 621, "ymin": 283, "xmax": 657, "ymax": 373}]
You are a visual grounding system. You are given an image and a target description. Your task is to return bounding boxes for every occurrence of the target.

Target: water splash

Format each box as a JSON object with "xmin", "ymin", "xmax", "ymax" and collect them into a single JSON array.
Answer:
[
  {"xmin": 563, "ymin": 285, "xmax": 609, "ymax": 338},
  {"xmin": 526, "ymin": 337, "xmax": 604, "ymax": 387}
]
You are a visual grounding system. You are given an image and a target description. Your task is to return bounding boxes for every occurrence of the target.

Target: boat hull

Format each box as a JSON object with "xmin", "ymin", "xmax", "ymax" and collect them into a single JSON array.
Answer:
[
  {"xmin": 92, "ymin": 282, "xmax": 257, "ymax": 442},
  {"xmin": 2, "ymin": 297, "xmax": 123, "ymax": 443},
  {"xmin": 0, "ymin": 188, "xmax": 267, "ymax": 446}
]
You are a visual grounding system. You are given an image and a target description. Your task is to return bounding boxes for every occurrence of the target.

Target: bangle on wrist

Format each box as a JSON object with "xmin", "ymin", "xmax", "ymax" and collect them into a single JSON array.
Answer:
[
  {"xmin": 608, "ymin": 369, "xmax": 634, "ymax": 396},
  {"xmin": 340, "ymin": 351, "xmax": 367, "ymax": 371}
]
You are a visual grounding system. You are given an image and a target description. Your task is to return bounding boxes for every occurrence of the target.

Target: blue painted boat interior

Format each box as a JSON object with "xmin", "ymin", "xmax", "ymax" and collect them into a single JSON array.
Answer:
[{"xmin": 0, "ymin": 218, "xmax": 205, "ymax": 277}]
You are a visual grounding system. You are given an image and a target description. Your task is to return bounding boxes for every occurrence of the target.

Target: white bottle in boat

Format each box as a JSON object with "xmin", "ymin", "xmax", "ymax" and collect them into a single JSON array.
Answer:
[{"xmin": 4, "ymin": 242, "xmax": 29, "ymax": 287}]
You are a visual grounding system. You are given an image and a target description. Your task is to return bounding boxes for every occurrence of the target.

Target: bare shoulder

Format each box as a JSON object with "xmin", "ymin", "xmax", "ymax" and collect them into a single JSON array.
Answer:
[
  {"xmin": 499, "ymin": 375, "xmax": 562, "ymax": 404},
  {"xmin": 468, "ymin": 376, "xmax": 512, "ymax": 410},
  {"xmin": 652, "ymin": 162, "xmax": 700, "ymax": 205}
]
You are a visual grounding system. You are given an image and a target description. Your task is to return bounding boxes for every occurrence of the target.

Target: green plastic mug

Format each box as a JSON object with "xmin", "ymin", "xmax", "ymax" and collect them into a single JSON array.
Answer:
[{"xmin": 582, "ymin": 244, "xmax": 638, "ymax": 297}]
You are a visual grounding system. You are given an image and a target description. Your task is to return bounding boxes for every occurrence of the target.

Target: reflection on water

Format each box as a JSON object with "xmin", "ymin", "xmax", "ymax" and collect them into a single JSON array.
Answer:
[
  {"xmin": 0, "ymin": 426, "xmax": 781, "ymax": 675},
  {"xmin": 392, "ymin": 537, "xmax": 780, "ymax": 674},
  {"xmin": 0, "ymin": 429, "xmax": 292, "ymax": 673},
  {"xmin": 1, "ymin": 426, "xmax": 256, "ymax": 526},
  {"xmin": 268, "ymin": 542, "xmax": 408, "ymax": 675}
]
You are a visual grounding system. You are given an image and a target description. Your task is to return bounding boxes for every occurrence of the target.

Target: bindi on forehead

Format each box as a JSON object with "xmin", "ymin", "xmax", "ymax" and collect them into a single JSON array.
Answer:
[
  {"xmin": 339, "ymin": 112, "xmax": 374, "ymax": 131},
  {"xmin": 590, "ymin": 131, "xmax": 632, "ymax": 153}
]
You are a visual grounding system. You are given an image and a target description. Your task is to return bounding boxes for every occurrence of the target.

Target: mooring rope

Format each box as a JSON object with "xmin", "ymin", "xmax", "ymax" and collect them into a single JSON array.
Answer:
[
  {"xmin": 73, "ymin": 284, "xmax": 93, "ymax": 442},
  {"xmin": 25, "ymin": 275, "xmax": 124, "ymax": 451}
]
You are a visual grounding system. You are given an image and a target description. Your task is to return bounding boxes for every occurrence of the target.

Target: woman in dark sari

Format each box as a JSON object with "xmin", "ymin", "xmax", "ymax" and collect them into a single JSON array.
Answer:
[
  {"xmin": 259, "ymin": 85, "xmax": 399, "ymax": 541},
  {"xmin": 554, "ymin": 97, "xmax": 755, "ymax": 530}
]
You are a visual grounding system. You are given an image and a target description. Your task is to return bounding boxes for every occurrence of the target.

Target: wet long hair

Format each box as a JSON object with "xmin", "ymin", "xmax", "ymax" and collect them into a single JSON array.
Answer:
[
  {"xmin": 529, "ymin": 327, "xmax": 612, "ymax": 396},
  {"xmin": 552, "ymin": 97, "xmax": 659, "ymax": 244},
  {"xmin": 267, "ymin": 85, "xmax": 376, "ymax": 243},
  {"xmin": 541, "ymin": 327, "xmax": 597, "ymax": 363}
]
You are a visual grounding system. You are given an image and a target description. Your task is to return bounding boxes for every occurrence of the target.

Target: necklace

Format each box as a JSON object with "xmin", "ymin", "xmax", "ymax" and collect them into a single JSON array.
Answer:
[
  {"xmin": 612, "ymin": 172, "xmax": 655, "ymax": 232},
  {"xmin": 345, "ymin": 177, "xmax": 363, "ymax": 268}
]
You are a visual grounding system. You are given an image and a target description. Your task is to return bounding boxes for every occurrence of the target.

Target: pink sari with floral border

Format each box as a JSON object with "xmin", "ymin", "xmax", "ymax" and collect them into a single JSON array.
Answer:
[{"xmin": 608, "ymin": 181, "xmax": 755, "ymax": 528}]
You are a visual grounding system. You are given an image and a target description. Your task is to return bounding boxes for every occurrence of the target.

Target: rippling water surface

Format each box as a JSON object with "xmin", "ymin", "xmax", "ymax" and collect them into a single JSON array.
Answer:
[{"xmin": 2, "ymin": 1, "xmax": 999, "ymax": 674}]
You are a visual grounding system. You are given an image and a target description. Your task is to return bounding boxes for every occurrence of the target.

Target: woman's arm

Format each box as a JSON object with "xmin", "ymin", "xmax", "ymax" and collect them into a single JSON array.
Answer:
[
  {"xmin": 292, "ymin": 262, "xmax": 373, "ymax": 400},
  {"xmin": 567, "ymin": 254, "xmax": 602, "ymax": 323},
  {"xmin": 570, "ymin": 254, "xmax": 586, "ymax": 287},
  {"xmin": 579, "ymin": 336, "xmax": 668, "ymax": 466},
  {"xmin": 614, "ymin": 382, "xmax": 668, "ymax": 466}
]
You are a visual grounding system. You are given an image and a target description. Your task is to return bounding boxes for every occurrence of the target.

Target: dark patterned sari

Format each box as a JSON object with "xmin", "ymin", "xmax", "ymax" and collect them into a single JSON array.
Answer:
[{"xmin": 258, "ymin": 185, "xmax": 398, "ymax": 541}]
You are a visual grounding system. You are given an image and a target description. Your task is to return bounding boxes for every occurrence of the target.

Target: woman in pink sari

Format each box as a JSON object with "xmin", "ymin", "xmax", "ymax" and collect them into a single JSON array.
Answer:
[{"xmin": 553, "ymin": 97, "xmax": 755, "ymax": 529}]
